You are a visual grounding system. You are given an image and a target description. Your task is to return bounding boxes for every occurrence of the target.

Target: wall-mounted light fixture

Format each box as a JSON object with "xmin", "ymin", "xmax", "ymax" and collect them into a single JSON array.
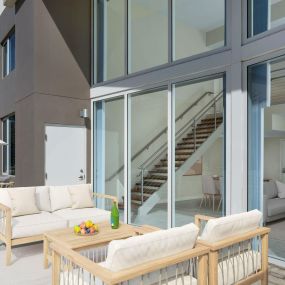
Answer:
[{"xmin": 80, "ymin": 108, "xmax": 88, "ymax": 119}]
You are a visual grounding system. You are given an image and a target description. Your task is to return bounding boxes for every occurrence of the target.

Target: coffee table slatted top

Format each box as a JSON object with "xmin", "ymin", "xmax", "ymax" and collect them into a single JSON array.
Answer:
[{"xmin": 44, "ymin": 222, "xmax": 158, "ymax": 250}]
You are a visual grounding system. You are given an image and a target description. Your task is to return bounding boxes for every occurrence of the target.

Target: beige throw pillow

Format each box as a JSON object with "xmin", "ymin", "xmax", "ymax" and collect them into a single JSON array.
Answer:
[
  {"xmin": 68, "ymin": 185, "xmax": 94, "ymax": 209},
  {"xmin": 8, "ymin": 187, "xmax": 40, "ymax": 217}
]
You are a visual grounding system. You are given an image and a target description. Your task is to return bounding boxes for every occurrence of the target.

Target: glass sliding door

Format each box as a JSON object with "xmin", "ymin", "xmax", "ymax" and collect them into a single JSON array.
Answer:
[
  {"xmin": 128, "ymin": 0, "xmax": 168, "ymax": 73},
  {"xmin": 94, "ymin": 97, "xmax": 125, "ymax": 217},
  {"xmin": 248, "ymin": 56, "xmax": 285, "ymax": 261},
  {"xmin": 129, "ymin": 88, "xmax": 168, "ymax": 228},
  {"xmin": 174, "ymin": 77, "xmax": 225, "ymax": 226}
]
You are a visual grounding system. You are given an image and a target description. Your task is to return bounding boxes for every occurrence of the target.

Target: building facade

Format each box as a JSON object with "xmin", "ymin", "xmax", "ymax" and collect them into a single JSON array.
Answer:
[
  {"xmin": 91, "ymin": 0, "xmax": 285, "ymax": 265},
  {"xmin": 0, "ymin": 0, "xmax": 91, "ymax": 186}
]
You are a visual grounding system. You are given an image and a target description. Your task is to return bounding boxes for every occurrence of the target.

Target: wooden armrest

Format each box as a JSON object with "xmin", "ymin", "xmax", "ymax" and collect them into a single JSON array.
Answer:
[
  {"xmin": 0, "ymin": 203, "xmax": 12, "ymax": 241},
  {"xmin": 93, "ymin": 193, "xmax": 118, "ymax": 204},
  {"xmin": 194, "ymin": 214, "xmax": 215, "ymax": 228},
  {"xmin": 0, "ymin": 202, "xmax": 11, "ymax": 213}
]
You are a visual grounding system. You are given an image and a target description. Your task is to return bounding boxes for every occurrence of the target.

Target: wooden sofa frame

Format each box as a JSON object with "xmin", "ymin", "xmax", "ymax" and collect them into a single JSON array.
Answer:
[
  {"xmin": 195, "ymin": 214, "xmax": 270, "ymax": 285},
  {"xmin": 0, "ymin": 192, "xmax": 118, "ymax": 266},
  {"xmin": 51, "ymin": 241, "xmax": 209, "ymax": 285}
]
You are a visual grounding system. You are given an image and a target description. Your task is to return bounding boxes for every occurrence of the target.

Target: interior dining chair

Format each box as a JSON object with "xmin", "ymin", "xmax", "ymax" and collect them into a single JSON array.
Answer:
[{"xmin": 200, "ymin": 175, "xmax": 221, "ymax": 211}]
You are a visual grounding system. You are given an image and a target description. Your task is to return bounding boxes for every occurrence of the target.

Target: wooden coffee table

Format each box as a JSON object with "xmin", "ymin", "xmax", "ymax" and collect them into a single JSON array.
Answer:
[{"xmin": 43, "ymin": 222, "xmax": 158, "ymax": 268}]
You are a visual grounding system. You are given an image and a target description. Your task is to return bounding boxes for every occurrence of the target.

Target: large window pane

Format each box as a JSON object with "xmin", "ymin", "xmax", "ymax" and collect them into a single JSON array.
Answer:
[
  {"xmin": 128, "ymin": 0, "xmax": 168, "ymax": 73},
  {"xmin": 94, "ymin": 98, "xmax": 125, "ymax": 218},
  {"xmin": 248, "ymin": 0, "xmax": 285, "ymax": 37},
  {"xmin": 174, "ymin": 77, "xmax": 225, "ymax": 226},
  {"xmin": 248, "ymin": 56, "xmax": 285, "ymax": 261},
  {"xmin": 173, "ymin": 0, "xmax": 225, "ymax": 60},
  {"xmin": 130, "ymin": 88, "xmax": 168, "ymax": 228},
  {"xmin": 96, "ymin": 0, "xmax": 125, "ymax": 82},
  {"xmin": 2, "ymin": 120, "xmax": 7, "ymax": 174}
]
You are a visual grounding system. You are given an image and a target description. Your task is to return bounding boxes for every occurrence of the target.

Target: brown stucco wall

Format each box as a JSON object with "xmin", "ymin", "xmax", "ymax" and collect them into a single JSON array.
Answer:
[{"xmin": 0, "ymin": 0, "xmax": 91, "ymax": 186}]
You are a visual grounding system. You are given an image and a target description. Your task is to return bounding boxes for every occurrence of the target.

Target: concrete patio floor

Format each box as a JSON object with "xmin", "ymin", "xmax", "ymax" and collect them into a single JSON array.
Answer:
[{"xmin": 0, "ymin": 242, "xmax": 284, "ymax": 284}]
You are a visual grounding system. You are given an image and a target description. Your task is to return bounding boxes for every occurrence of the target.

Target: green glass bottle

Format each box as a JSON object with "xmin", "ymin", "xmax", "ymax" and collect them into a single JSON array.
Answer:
[{"xmin": 111, "ymin": 201, "xmax": 119, "ymax": 229}]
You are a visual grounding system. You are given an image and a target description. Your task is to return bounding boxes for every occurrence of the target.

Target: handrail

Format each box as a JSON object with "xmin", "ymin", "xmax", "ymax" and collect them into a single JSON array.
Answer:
[
  {"xmin": 106, "ymin": 91, "xmax": 213, "ymax": 182},
  {"xmin": 139, "ymin": 90, "xmax": 224, "ymax": 171}
]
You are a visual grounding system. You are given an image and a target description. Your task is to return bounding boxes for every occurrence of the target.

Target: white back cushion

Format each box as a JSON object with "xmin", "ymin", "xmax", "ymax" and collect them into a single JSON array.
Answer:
[
  {"xmin": 200, "ymin": 210, "xmax": 262, "ymax": 243},
  {"xmin": 49, "ymin": 186, "xmax": 72, "ymax": 212},
  {"xmin": 68, "ymin": 184, "xmax": 94, "ymax": 209},
  {"xmin": 0, "ymin": 189, "xmax": 12, "ymax": 208},
  {"xmin": 8, "ymin": 187, "xmax": 40, "ymax": 217},
  {"xmin": 35, "ymin": 186, "xmax": 52, "ymax": 212},
  {"xmin": 104, "ymin": 223, "xmax": 199, "ymax": 272},
  {"xmin": 276, "ymin": 180, "xmax": 285, "ymax": 199}
]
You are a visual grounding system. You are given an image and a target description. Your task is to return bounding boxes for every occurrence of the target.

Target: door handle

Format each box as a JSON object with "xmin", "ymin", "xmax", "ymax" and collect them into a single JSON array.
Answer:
[{"xmin": 78, "ymin": 175, "xmax": 85, "ymax": 180}]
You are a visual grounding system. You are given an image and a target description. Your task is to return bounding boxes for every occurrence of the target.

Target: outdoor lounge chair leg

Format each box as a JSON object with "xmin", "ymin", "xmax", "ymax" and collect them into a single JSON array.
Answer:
[
  {"xmin": 261, "ymin": 234, "xmax": 269, "ymax": 285},
  {"xmin": 6, "ymin": 242, "xmax": 11, "ymax": 266}
]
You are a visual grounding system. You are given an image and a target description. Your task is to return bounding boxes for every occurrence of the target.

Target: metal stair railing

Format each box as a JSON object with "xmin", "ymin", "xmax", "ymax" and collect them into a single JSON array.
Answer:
[
  {"xmin": 136, "ymin": 90, "xmax": 224, "ymax": 205},
  {"xmin": 106, "ymin": 91, "xmax": 213, "ymax": 183}
]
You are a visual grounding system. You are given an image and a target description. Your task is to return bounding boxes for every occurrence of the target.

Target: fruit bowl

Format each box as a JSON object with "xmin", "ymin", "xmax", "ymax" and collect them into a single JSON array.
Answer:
[{"xmin": 74, "ymin": 220, "xmax": 99, "ymax": 236}]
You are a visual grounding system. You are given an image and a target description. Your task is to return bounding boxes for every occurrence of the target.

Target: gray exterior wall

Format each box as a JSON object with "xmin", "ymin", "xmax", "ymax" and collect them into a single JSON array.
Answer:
[{"xmin": 0, "ymin": 0, "xmax": 91, "ymax": 186}]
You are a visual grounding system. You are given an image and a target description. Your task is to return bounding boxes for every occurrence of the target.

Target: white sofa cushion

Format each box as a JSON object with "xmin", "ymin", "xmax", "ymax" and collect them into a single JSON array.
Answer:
[
  {"xmin": 0, "ymin": 189, "xmax": 12, "ymax": 208},
  {"xmin": 49, "ymin": 186, "xmax": 72, "ymax": 212},
  {"xmin": 12, "ymin": 211, "xmax": 67, "ymax": 238},
  {"xmin": 35, "ymin": 186, "xmax": 52, "ymax": 212},
  {"xmin": 68, "ymin": 184, "xmax": 94, "ymax": 209},
  {"xmin": 8, "ymin": 187, "xmax": 40, "ymax": 217},
  {"xmin": 103, "ymin": 223, "xmax": 199, "ymax": 272},
  {"xmin": 276, "ymin": 180, "xmax": 285, "ymax": 199},
  {"xmin": 200, "ymin": 210, "xmax": 262, "ymax": 243},
  {"xmin": 53, "ymin": 207, "xmax": 110, "ymax": 227}
]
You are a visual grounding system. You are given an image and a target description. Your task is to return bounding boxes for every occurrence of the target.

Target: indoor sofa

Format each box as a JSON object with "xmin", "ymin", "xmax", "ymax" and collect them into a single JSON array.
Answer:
[
  {"xmin": 0, "ymin": 184, "xmax": 117, "ymax": 265},
  {"xmin": 263, "ymin": 180, "xmax": 285, "ymax": 224}
]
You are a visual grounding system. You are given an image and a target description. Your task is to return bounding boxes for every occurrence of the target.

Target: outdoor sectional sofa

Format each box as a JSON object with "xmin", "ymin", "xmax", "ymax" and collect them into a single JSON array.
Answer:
[
  {"xmin": 0, "ymin": 184, "xmax": 117, "ymax": 265},
  {"xmin": 51, "ymin": 210, "xmax": 270, "ymax": 285}
]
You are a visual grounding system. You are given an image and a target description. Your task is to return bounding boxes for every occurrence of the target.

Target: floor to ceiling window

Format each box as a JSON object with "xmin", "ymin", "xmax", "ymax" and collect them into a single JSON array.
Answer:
[
  {"xmin": 248, "ymin": 56, "xmax": 285, "ymax": 262},
  {"xmin": 94, "ymin": 0, "xmax": 226, "ymax": 84},
  {"xmin": 93, "ymin": 75, "xmax": 225, "ymax": 229}
]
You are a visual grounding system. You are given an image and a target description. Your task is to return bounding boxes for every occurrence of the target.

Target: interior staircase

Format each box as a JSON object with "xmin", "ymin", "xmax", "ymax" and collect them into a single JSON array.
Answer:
[{"xmin": 130, "ymin": 115, "xmax": 223, "ymax": 206}]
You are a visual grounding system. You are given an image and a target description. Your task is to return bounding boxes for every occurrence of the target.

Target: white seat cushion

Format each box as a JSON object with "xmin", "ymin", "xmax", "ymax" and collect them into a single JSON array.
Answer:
[
  {"xmin": 49, "ymin": 186, "xmax": 72, "ymax": 211},
  {"xmin": 53, "ymin": 207, "xmax": 110, "ymax": 227},
  {"xmin": 12, "ymin": 211, "xmax": 67, "ymax": 239},
  {"xmin": 200, "ymin": 210, "xmax": 262, "ymax": 243},
  {"xmin": 103, "ymin": 223, "xmax": 199, "ymax": 272},
  {"xmin": 35, "ymin": 186, "xmax": 52, "ymax": 212}
]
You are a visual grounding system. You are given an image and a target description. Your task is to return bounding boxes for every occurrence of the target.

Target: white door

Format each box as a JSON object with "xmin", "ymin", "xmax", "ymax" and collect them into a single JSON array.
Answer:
[{"xmin": 45, "ymin": 125, "xmax": 87, "ymax": 186}]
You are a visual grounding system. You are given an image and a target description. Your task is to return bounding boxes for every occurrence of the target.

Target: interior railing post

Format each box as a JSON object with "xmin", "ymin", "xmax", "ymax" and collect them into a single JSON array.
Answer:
[
  {"xmin": 141, "ymin": 168, "xmax": 144, "ymax": 205},
  {"xmin": 193, "ymin": 119, "xmax": 196, "ymax": 151},
  {"xmin": 214, "ymin": 99, "xmax": 217, "ymax": 130}
]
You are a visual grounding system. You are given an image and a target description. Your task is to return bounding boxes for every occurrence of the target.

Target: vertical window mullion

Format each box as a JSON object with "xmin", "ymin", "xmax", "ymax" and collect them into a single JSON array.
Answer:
[
  {"xmin": 167, "ymin": 82, "xmax": 175, "ymax": 228},
  {"xmin": 168, "ymin": 0, "xmax": 173, "ymax": 63}
]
